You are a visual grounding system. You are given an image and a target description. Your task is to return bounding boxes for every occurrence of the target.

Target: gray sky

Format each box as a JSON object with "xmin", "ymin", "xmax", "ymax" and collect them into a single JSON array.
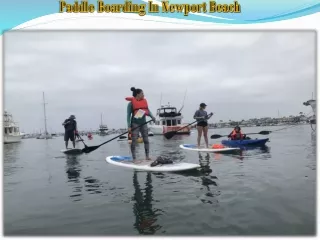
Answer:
[{"xmin": 4, "ymin": 31, "xmax": 316, "ymax": 133}]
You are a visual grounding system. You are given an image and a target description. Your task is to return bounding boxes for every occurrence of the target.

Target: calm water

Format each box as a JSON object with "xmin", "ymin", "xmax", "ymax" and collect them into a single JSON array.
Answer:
[{"xmin": 3, "ymin": 125, "xmax": 316, "ymax": 236}]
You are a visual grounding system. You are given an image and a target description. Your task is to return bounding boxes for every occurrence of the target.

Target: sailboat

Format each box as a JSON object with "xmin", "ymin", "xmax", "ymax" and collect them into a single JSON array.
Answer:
[
  {"xmin": 37, "ymin": 92, "xmax": 52, "ymax": 139},
  {"xmin": 99, "ymin": 113, "xmax": 109, "ymax": 136}
]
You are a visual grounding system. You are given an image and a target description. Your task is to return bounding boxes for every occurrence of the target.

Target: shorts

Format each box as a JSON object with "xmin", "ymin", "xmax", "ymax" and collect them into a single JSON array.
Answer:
[
  {"xmin": 64, "ymin": 130, "xmax": 75, "ymax": 141},
  {"xmin": 197, "ymin": 121, "xmax": 208, "ymax": 127}
]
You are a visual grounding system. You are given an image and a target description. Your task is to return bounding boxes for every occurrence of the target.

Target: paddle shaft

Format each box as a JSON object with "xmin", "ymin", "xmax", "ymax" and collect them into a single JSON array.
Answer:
[
  {"xmin": 96, "ymin": 120, "xmax": 153, "ymax": 148},
  {"xmin": 75, "ymin": 132, "xmax": 88, "ymax": 147},
  {"xmin": 175, "ymin": 113, "xmax": 213, "ymax": 133},
  {"xmin": 211, "ymin": 131, "xmax": 270, "ymax": 139}
]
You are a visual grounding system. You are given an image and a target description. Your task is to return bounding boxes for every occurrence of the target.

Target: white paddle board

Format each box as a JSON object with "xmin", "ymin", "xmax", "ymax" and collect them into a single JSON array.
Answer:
[
  {"xmin": 61, "ymin": 148, "xmax": 83, "ymax": 154},
  {"xmin": 106, "ymin": 156, "xmax": 200, "ymax": 172},
  {"xmin": 179, "ymin": 144, "xmax": 240, "ymax": 152}
]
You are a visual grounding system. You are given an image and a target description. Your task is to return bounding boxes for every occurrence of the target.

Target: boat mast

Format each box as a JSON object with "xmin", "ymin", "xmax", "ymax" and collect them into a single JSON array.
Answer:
[
  {"xmin": 178, "ymin": 88, "xmax": 187, "ymax": 113},
  {"xmin": 42, "ymin": 92, "xmax": 48, "ymax": 135}
]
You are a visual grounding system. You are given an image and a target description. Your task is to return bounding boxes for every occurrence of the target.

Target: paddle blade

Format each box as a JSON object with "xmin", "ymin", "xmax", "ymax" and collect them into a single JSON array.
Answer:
[
  {"xmin": 210, "ymin": 134, "xmax": 223, "ymax": 139},
  {"xmin": 82, "ymin": 145, "xmax": 99, "ymax": 153},
  {"xmin": 259, "ymin": 131, "xmax": 271, "ymax": 135},
  {"xmin": 164, "ymin": 131, "xmax": 177, "ymax": 139}
]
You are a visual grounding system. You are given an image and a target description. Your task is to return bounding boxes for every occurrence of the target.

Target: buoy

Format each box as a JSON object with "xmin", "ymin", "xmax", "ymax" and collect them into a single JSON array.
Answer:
[{"xmin": 212, "ymin": 144, "xmax": 225, "ymax": 149}]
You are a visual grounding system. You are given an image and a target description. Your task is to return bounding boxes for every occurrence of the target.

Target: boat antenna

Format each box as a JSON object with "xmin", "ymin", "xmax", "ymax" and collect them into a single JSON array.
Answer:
[
  {"xmin": 160, "ymin": 93, "xmax": 163, "ymax": 106},
  {"xmin": 178, "ymin": 88, "xmax": 187, "ymax": 113},
  {"xmin": 42, "ymin": 92, "xmax": 48, "ymax": 135}
]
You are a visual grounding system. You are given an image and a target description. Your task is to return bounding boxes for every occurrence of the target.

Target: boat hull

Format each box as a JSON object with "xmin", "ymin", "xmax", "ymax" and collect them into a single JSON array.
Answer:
[
  {"xmin": 4, "ymin": 135, "xmax": 22, "ymax": 144},
  {"xmin": 221, "ymin": 138, "xmax": 269, "ymax": 147},
  {"xmin": 149, "ymin": 125, "xmax": 190, "ymax": 135}
]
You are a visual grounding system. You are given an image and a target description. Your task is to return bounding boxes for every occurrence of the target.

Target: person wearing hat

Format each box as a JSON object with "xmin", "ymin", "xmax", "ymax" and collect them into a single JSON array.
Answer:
[
  {"xmin": 193, "ymin": 103, "xmax": 213, "ymax": 148},
  {"xmin": 62, "ymin": 114, "xmax": 78, "ymax": 149}
]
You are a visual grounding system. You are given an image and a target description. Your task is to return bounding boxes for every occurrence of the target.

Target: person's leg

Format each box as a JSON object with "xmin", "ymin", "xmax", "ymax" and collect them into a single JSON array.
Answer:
[
  {"xmin": 203, "ymin": 125, "xmax": 209, "ymax": 148},
  {"xmin": 140, "ymin": 124, "xmax": 150, "ymax": 160},
  {"xmin": 130, "ymin": 123, "xmax": 139, "ymax": 160},
  {"xmin": 70, "ymin": 132, "xmax": 75, "ymax": 148},
  {"xmin": 64, "ymin": 132, "xmax": 69, "ymax": 149},
  {"xmin": 197, "ymin": 125, "xmax": 203, "ymax": 148}
]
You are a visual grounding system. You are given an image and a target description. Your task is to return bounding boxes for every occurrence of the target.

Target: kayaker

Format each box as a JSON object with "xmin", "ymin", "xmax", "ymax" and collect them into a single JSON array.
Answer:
[
  {"xmin": 62, "ymin": 114, "xmax": 77, "ymax": 149},
  {"xmin": 126, "ymin": 87, "xmax": 156, "ymax": 161},
  {"xmin": 87, "ymin": 132, "xmax": 93, "ymax": 139},
  {"xmin": 193, "ymin": 103, "xmax": 213, "ymax": 148},
  {"xmin": 228, "ymin": 126, "xmax": 247, "ymax": 140}
]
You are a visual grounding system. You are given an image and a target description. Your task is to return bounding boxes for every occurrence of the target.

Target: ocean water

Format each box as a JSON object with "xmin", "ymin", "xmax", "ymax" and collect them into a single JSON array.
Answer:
[{"xmin": 3, "ymin": 125, "xmax": 316, "ymax": 236}]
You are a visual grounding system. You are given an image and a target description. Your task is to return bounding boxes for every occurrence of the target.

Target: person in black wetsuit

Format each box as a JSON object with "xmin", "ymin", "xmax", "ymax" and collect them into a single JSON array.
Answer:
[{"xmin": 62, "ymin": 115, "xmax": 77, "ymax": 149}]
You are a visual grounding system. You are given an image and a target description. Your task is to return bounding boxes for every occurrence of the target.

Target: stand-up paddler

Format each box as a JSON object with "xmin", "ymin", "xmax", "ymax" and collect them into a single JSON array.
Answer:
[{"xmin": 126, "ymin": 87, "xmax": 156, "ymax": 160}]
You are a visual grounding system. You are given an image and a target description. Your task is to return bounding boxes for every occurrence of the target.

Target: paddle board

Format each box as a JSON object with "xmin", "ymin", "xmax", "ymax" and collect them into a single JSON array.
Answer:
[
  {"xmin": 106, "ymin": 156, "xmax": 200, "ymax": 172},
  {"xmin": 61, "ymin": 148, "xmax": 83, "ymax": 154},
  {"xmin": 179, "ymin": 144, "xmax": 240, "ymax": 152}
]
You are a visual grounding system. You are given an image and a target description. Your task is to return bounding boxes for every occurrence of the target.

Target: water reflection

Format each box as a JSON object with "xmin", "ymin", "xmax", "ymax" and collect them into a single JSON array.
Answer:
[
  {"xmin": 198, "ymin": 152, "xmax": 212, "ymax": 174},
  {"xmin": 65, "ymin": 155, "xmax": 83, "ymax": 201},
  {"xmin": 132, "ymin": 172, "xmax": 163, "ymax": 235},
  {"xmin": 197, "ymin": 153, "xmax": 220, "ymax": 206},
  {"xmin": 65, "ymin": 154, "xmax": 104, "ymax": 201},
  {"xmin": 3, "ymin": 143, "xmax": 22, "ymax": 177}
]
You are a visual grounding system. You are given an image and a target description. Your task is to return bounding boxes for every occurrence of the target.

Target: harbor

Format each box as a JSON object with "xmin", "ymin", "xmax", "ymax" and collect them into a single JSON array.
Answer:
[
  {"xmin": 3, "ymin": 125, "xmax": 316, "ymax": 235},
  {"xmin": 3, "ymin": 30, "xmax": 316, "ymax": 236}
]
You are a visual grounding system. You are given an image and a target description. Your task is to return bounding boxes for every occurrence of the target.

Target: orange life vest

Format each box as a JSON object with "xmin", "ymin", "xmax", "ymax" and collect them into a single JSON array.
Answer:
[
  {"xmin": 125, "ymin": 97, "xmax": 150, "ymax": 116},
  {"xmin": 230, "ymin": 130, "xmax": 244, "ymax": 140}
]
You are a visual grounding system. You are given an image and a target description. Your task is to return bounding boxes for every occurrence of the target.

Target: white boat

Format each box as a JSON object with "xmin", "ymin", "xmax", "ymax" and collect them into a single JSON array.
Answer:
[
  {"xmin": 37, "ymin": 92, "xmax": 52, "ymax": 139},
  {"xmin": 149, "ymin": 103, "xmax": 191, "ymax": 135},
  {"xmin": 3, "ymin": 111, "xmax": 22, "ymax": 144},
  {"xmin": 99, "ymin": 113, "xmax": 109, "ymax": 136},
  {"xmin": 303, "ymin": 99, "xmax": 316, "ymax": 125}
]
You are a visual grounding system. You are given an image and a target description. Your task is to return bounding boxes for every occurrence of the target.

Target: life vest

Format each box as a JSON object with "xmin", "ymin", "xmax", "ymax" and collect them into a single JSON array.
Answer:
[
  {"xmin": 125, "ymin": 97, "xmax": 149, "ymax": 116},
  {"xmin": 230, "ymin": 130, "xmax": 244, "ymax": 140}
]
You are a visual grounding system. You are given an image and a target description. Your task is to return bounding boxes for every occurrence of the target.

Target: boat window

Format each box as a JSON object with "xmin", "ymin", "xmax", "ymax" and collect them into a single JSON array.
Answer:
[
  {"xmin": 162, "ymin": 121, "xmax": 165, "ymax": 125},
  {"xmin": 177, "ymin": 120, "xmax": 181, "ymax": 124},
  {"xmin": 172, "ymin": 119, "xmax": 177, "ymax": 126},
  {"xmin": 5, "ymin": 128, "xmax": 7, "ymax": 134},
  {"xmin": 166, "ymin": 120, "xmax": 171, "ymax": 126},
  {"xmin": 9, "ymin": 128, "xmax": 12, "ymax": 134}
]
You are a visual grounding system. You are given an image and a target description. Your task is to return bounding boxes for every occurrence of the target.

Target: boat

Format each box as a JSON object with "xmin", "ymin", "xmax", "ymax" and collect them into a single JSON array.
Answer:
[
  {"xmin": 148, "ymin": 131, "xmax": 154, "ymax": 136},
  {"xmin": 149, "ymin": 103, "xmax": 191, "ymax": 136},
  {"xmin": 37, "ymin": 92, "xmax": 52, "ymax": 139},
  {"xmin": 303, "ymin": 99, "xmax": 316, "ymax": 129},
  {"xmin": 221, "ymin": 138, "xmax": 269, "ymax": 147},
  {"xmin": 99, "ymin": 113, "xmax": 109, "ymax": 136},
  {"xmin": 3, "ymin": 110, "xmax": 22, "ymax": 144}
]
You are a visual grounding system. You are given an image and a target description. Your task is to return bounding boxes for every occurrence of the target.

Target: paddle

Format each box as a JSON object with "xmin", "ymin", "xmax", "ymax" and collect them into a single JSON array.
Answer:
[
  {"xmin": 82, "ymin": 120, "xmax": 153, "ymax": 153},
  {"xmin": 75, "ymin": 132, "xmax": 89, "ymax": 148},
  {"xmin": 210, "ymin": 130, "xmax": 271, "ymax": 139},
  {"xmin": 164, "ymin": 113, "xmax": 213, "ymax": 140}
]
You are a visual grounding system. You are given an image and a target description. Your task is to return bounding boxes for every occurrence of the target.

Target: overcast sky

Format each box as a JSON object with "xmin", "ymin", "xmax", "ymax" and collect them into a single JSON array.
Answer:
[{"xmin": 4, "ymin": 31, "xmax": 316, "ymax": 133}]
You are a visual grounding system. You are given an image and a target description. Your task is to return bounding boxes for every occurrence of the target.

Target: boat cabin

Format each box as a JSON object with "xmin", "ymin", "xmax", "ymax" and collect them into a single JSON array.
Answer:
[{"xmin": 155, "ymin": 107, "xmax": 183, "ymax": 126}]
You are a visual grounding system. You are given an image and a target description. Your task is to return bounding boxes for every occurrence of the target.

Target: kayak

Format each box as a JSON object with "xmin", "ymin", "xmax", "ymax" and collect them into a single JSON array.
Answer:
[{"xmin": 221, "ymin": 138, "xmax": 269, "ymax": 147}]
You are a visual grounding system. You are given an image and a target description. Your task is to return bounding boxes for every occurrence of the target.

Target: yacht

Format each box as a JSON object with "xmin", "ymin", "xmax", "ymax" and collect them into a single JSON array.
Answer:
[
  {"xmin": 99, "ymin": 113, "xmax": 109, "ymax": 136},
  {"xmin": 37, "ymin": 92, "xmax": 52, "ymax": 139},
  {"xmin": 4, "ymin": 111, "xmax": 22, "ymax": 144},
  {"xmin": 303, "ymin": 99, "xmax": 316, "ymax": 125},
  {"xmin": 149, "ymin": 103, "xmax": 191, "ymax": 135}
]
